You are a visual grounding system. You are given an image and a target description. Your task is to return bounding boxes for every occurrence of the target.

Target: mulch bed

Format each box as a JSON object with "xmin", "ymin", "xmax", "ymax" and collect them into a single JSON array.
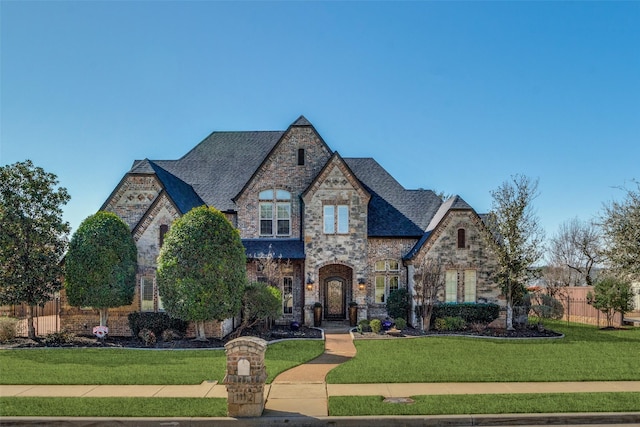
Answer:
[
  {"xmin": 353, "ymin": 325, "xmax": 563, "ymax": 340},
  {"xmin": 0, "ymin": 325, "xmax": 323, "ymax": 350}
]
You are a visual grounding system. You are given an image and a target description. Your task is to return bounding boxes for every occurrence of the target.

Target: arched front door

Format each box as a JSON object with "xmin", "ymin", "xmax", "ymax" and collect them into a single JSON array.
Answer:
[{"xmin": 324, "ymin": 277, "xmax": 346, "ymax": 320}]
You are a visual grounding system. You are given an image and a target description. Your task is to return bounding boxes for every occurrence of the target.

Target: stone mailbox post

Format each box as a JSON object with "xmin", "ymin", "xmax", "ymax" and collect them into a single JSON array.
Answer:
[{"xmin": 224, "ymin": 336, "xmax": 268, "ymax": 417}]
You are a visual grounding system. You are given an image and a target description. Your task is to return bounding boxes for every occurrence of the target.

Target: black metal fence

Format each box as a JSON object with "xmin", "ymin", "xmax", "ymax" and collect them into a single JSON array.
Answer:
[{"xmin": 2, "ymin": 298, "xmax": 61, "ymax": 337}]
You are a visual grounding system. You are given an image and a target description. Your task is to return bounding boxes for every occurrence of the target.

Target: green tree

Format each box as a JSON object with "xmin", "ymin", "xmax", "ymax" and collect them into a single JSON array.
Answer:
[
  {"xmin": 157, "ymin": 206, "xmax": 246, "ymax": 341},
  {"xmin": 600, "ymin": 182, "xmax": 640, "ymax": 280},
  {"xmin": 65, "ymin": 211, "xmax": 137, "ymax": 328},
  {"xmin": 386, "ymin": 287, "xmax": 411, "ymax": 321},
  {"xmin": 232, "ymin": 281, "xmax": 281, "ymax": 338},
  {"xmin": 412, "ymin": 257, "xmax": 445, "ymax": 331},
  {"xmin": 587, "ymin": 276, "xmax": 635, "ymax": 328},
  {"xmin": 0, "ymin": 160, "xmax": 70, "ymax": 339},
  {"xmin": 485, "ymin": 175, "xmax": 545, "ymax": 330}
]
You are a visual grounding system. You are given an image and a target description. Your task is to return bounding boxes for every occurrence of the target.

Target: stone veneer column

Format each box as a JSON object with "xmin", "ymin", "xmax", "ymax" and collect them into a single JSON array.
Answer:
[{"xmin": 224, "ymin": 336, "xmax": 268, "ymax": 417}]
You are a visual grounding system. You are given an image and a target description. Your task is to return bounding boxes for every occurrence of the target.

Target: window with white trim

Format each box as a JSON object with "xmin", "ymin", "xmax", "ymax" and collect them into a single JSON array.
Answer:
[
  {"xmin": 259, "ymin": 190, "xmax": 291, "ymax": 236},
  {"xmin": 323, "ymin": 204, "xmax": 349, "ymax": 234},
  {"xmin": 140, "ymin": 276, "xmax": 163, "ymax": 312},
  {"xmin": 374, "ymin": 259, "xmax": 400, "ymax": 303},
  {"xmin": 464, "ymin": 269, "xmax": 477, "ymax": 302},
  {"xmin": 445, "ymin": 270, "xmax": 458, "ymax": 303}
]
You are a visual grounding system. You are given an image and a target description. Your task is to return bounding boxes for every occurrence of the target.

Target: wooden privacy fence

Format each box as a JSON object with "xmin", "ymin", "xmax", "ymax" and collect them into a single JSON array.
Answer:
[
  {"xmin": 555, "ymin": 287, "xmax": 623, "ymax": 327},
  {"xmin": 1, "ymin": 298, "xmax": 61, "ymax": 337}
]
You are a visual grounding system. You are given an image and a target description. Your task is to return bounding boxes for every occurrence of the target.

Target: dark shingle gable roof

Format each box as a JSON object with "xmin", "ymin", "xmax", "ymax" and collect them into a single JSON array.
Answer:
[
  {"xmin": 344, "ymin": 158, "xmax": 443, "ymax": 237},
  {"xmin": 131, "ymin": 131, "xmax": 283, "ymax": 212}
]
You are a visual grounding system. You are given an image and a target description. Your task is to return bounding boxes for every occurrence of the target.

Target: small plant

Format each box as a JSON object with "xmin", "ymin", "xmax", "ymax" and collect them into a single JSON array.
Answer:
[
  {"xmin": 43, "ymin": 330, "xmax": 75, "ymax": 346},
  {"xmin": 138, "ymin": 328, "xmax": 157, "ymax": 347},
  {"xmin": 434, "ymin": 317, "xmax": 448, "ymax": 331},
  {"xmin": 357, "ymin": 319, "xmax": 370, "ymax": 333},
  {"xmin": 0, "ymin": 316, "xmax": 17, "ymax": 342},
  {"xmin": 370, "ymin": 319, "xmax": 382, "ymax": 334},
  {"xmin": 349, "ymin": 301, "xmax": 358, "ymax": 307},
  {"xmin": 394, "ymin": 317, "xmax": 407, "ymax": 330},
  {"xmin": 314, "ymin": 302, "xmax": 322, "ymax": 308},
  {"xmin": 161, "ymin": 329, "xmax": 181, "ymax": 342}
]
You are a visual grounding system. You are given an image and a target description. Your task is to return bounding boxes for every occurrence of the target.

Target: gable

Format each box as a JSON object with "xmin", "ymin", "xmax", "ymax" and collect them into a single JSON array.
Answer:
[
  {"xmin": 102, "ymin": 174, "xmax": 163, "ymax": 230},
  {"xmin": 302, "ymin": 152, "xmax": 370, "ymax": 206}
]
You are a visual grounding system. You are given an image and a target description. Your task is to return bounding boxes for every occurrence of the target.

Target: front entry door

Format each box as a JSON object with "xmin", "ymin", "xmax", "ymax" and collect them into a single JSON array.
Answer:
[{"xmin": 324, "ymin": 277, "xmax": 346, "ymax": 320}]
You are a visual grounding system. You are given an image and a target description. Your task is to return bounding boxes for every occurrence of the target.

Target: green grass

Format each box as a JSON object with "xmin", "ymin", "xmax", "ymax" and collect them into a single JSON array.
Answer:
[
  {"xmin": 0, "ymin": 397, "xmax": 227, "ymax": 417},
  {"xmin": 0, "ymin": 340, "xmax": 324, "ymax": 385},
  {"xmin": 327, "ymin": 320, "xmax": 640, "ymax": 383},
  {"xmin": 329, "ymin": 393, "xmax": 640, "ymax": 416}
]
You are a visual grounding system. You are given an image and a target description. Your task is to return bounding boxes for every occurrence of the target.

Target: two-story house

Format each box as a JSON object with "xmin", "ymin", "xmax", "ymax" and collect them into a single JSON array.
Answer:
[{"xmin": 60, "ymin": 116, "xmax": 501, "ymax": 337}]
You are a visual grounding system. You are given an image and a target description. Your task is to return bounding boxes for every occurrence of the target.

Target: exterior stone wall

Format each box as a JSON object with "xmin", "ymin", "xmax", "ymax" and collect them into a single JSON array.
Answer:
[
  {"xmin": 103, "ymin": 175, "xmax": 162, "ymax": 230},
  {"xmin": 235, "ymin": 126, "xmax": 331, "ymax": 239},
  {"xmin": 367, "ymin": 238, "xmax": 418, "ymax": 319},
  {"xmin": 413, "ymin": 210, "xmax": 501, "ymax": 305},
  {"xmin": 303, "ymin": 157, "xmax": 370, "ymax": 322}
]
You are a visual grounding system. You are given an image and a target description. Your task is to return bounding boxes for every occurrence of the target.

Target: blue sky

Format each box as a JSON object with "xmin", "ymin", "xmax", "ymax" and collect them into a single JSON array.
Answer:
[{"xmin": 2, "ymin": 1, "xmax": 639, "ymax": 248}]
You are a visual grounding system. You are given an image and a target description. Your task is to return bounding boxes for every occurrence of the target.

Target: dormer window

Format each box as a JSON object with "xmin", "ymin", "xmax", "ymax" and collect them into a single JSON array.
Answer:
[{"xmin": 259, "ymin": 189, "xmax": 291, "ymax": 236}]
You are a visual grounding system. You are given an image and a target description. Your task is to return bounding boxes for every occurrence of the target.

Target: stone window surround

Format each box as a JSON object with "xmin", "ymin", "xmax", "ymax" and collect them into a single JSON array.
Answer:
[{"xmin": 322, "ymin": 201, "xmax": 349, "ymax": 234}]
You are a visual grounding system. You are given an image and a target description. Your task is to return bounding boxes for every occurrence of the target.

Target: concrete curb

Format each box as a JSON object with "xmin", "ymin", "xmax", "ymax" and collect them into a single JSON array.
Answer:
[{"xmin": 1, "ymin": 412, "xmax": 639, "ymax": 426}]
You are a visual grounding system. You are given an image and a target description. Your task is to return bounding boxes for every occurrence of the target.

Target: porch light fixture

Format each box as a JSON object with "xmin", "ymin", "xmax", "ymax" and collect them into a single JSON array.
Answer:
[
  {"xmin": 306, "ymin": 273, "xmax": 314, "ymax": 291},
  {"xmin": 358, "ymin": 277, "xmax": 366, "ymax": 290}
]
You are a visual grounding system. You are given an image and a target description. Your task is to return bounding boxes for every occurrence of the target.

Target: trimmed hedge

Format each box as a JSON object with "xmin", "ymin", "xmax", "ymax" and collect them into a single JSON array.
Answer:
[
  {"xmin": 430, "ymin": 303, "xmax": 499, "ymax": 325},
  {"xmin": 127, "ymin": 312, "xmax": 189, "ymax": 338}
]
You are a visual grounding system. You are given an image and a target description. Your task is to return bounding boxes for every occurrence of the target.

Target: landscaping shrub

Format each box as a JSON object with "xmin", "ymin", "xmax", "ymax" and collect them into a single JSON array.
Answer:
[
  {"xmin": 42, "ymin": 330, "xmax": 75, "ymax": 346},
  {"xmin": 138, "ymin": 328, "xmax": 157, "ymax": 347},
  {"xmin": 434, "ymin": 316, "xmax": 466, "ymax": 331},
  {"xmin": 386, "ymin": 288, "xmax": 411, "ymax": 320},
  {"xmin": 393, "ymin": 318, "xmax": 407, "ymax": 330},
  {"xmin": 469, "ymin": 322, "xmax": 487, "ymax": 333},
  {"xmin": 128, "ymin": 312, "xmax": 188, "ymax": 339},
  {"xmin": 370, "ymin": 319, "xmax": 382, "ymax": 334},
  {"xmin": 0, "ymin": 317, "xmax": 17, "ymax": 342},
  {"xmin": 430, "ymin": 303, "xmax": 499, "ymax": 325},
  {"xmin": 357, "ymin": 319, "xmax": 371, "ymax": 333}
]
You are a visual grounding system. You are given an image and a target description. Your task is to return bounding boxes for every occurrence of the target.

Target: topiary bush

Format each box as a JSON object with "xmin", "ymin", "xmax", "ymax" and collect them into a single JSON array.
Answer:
[
  {"xmin": 370, "ymin": 319, "xmax": 382, "ymax": 334},
  {"xmin": 430, "ymin": 303, "xmax": 499, "ymax": 326},
  {"xmin": 42, "ymin": 330, "xmax": 75, "ymax": 346},
  {"xmin": 128, "ymin": 312, "xmax": 188, "ymax": 339}
]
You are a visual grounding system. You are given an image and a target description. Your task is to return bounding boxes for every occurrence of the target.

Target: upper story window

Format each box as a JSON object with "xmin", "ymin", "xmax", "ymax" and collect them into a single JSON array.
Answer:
[
  {"xmin": 259, "ymin": 189, "xmax": 291, "ymax": 236},
  {"xmin": 374, "ymin": 259, "xmax": 400, "ymax": 303},
  {"xmin": 323, "ymin": 205, "xmax": 349, "ymax": 234},
  {"xmin": 457, "ymin": 228, "xmax": 466, "ymax": 249},
  {"xmin": 297, "ymin": 148, "xmax": 305, "ymax": 166},
  {"xmin": 159, "ymin": 224, "xmax": 169, "ymax": 248}
]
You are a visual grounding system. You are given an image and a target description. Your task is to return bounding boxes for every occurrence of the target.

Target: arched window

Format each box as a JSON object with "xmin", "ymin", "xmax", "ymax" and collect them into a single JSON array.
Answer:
[
  {"xmin": 457, "ymin": 228, "xmax": 466, "ymax": 249},
  {"xmin": 259, "ymin": 189, "xmax": 291, "ymax": 236}
]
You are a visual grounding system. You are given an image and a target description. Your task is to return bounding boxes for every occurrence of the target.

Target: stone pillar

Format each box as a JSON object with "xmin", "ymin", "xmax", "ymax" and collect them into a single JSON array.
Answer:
[{"xmin": 224, "ymin": 336, "xmax": 268, "ymax": 417}]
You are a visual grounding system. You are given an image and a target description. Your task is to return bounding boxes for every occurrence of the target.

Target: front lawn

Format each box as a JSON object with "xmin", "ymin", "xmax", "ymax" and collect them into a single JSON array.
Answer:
[
  {"xmin": 0, "ymin": 340, "xmax": 324, "ymax": 385},
  {"xmin": 329, "ymin": 392, "xmax": 640, "ymax": 416},
  {"xmin": 327, "ymin": 320, "xmax": 640, "ymax": 383}
]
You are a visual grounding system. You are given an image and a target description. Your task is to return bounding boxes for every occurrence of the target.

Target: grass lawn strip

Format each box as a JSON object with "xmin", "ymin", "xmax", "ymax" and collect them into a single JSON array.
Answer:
[
  {"xmin": 0, "ymin": 397, "xmax": 227, "ymax": 417},
  {"xmin": 329, "ymin": 392, "xmax": 640, "ymax": 416},
  {"xmin": 0, "ymin": 340, "xmax": 324, "ymax": 385},
  {"xmin": 327, "ymin": 320, "xmax": 640, "ymax": 384}
]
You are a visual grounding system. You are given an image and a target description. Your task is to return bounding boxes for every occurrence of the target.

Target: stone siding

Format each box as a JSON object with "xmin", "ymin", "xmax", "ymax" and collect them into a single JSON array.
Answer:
[
  {"xmin": 235, "ymin": 125, "xmax": 331, "ymax": 239},
  {"xmin": 103, "ymin": 175, "xmax": 162, "ymax": 230}
]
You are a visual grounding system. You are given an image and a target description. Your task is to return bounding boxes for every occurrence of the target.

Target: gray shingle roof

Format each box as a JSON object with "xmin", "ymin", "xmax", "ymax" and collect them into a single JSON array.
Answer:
[
  {"xmin": 133, "ymin": 131, "xmax": 283, "ymax": 212},
  {"xmin": 344, "ymin": 158, "xmax": 442, "ymax": 237}
]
